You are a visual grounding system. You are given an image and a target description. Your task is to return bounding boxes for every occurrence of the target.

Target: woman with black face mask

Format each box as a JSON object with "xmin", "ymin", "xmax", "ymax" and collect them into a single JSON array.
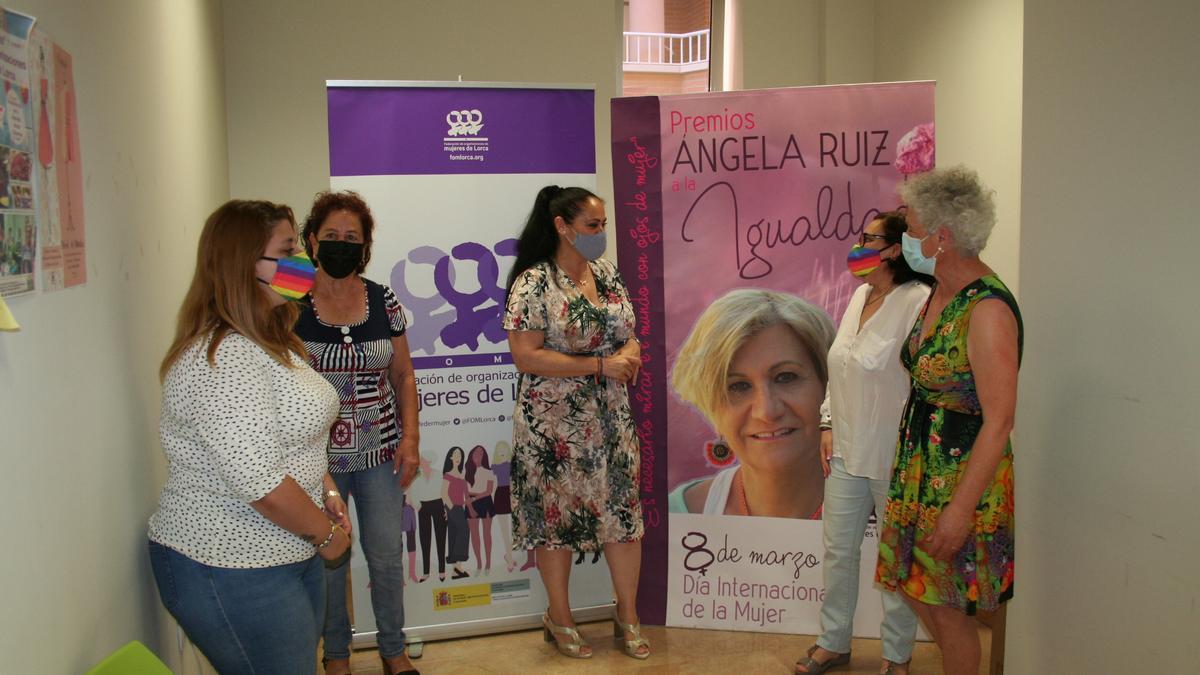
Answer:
[{"xmin": 295, "ymin": 191, "xmax": 421, "ymax": 675}]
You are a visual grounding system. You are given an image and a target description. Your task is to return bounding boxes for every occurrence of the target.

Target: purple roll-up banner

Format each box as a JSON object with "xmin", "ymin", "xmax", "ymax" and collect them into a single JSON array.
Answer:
[
  {"xmin": 326, "ymin": 82, "xmax": 615, "ymax": 648},
  {"xmin": 612, "ymin": 96, "xmax": 669, "ymax": 625},
  {"xmin": 328, "ymin": 85, "xmax": 595, "ymax": 176}
]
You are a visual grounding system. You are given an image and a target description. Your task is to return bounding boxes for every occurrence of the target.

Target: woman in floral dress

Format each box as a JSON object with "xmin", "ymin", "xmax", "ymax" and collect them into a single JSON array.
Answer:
[
  {"xmin": 876, "ymin": 167, "xmax": 1022, "ymax": 675},
  {"xmin": 503, "ymin": 185, "xmax": 649, "ymax": 660}
]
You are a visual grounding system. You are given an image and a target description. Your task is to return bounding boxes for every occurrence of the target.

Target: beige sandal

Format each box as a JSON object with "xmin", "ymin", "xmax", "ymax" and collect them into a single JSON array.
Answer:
[
  {"xmin": 612, "ymin": 609, "xmax": 651, "ymax": 659},
  {"xmin": 542, "ymin": 612, "xmax": 592, "ymax": 659}
]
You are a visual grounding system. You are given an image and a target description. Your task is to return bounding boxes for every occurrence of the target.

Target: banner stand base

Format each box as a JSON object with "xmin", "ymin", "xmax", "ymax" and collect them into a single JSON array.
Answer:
[{"xmin": 350, "ymin": 602, "xmax": 617, "ymax": 652}]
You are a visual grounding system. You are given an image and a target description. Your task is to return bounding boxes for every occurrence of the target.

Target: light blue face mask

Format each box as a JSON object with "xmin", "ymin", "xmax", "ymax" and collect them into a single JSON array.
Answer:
[
  {"xmin": 567, "ymin": 229, "xmax": 607, "ymax": 261},
  {"xmin": 901, "ymin": 231, "xmax": 938, "ymax": 275}
]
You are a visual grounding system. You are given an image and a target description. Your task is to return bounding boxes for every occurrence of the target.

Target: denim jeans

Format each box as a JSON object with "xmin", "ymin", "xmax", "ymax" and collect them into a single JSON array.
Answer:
[
  {"xmin": 817, "ymin": 458, "xmax": 918, "ymax": 663},
  {"xmin": 148, "ymin": 540, "xmax": 323, "ymax": 675},
  {"xmin": 324, "ymin": 461, "xmax": 408, "ymax": 660}
]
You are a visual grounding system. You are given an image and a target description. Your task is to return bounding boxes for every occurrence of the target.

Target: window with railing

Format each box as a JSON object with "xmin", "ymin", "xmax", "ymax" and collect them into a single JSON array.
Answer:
[
  {"xmin": 623, "ymin": 29, "xmax": 710, "ymax": 72},
  {"xmin": 621, "ymin": 0, "xmax": 712, "ymax": 96}
]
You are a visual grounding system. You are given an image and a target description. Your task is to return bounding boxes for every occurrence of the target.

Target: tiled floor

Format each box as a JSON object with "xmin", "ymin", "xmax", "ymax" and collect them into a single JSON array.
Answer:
[{"xmin": 334, "ymin": 622, "xmax": 992, "ymax": 674}]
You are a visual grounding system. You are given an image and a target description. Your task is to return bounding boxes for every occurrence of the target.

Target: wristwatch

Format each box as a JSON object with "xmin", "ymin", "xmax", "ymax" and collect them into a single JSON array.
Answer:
[{"xmin": 324, "ymin": 489, "xmax": 342, "ymax": 501}]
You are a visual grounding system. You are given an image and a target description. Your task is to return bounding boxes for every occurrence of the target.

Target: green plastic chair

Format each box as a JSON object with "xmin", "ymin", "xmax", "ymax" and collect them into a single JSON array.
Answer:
[{"xmin": 87, "ymin": 640, "xmax": 172, "ymax": 675}]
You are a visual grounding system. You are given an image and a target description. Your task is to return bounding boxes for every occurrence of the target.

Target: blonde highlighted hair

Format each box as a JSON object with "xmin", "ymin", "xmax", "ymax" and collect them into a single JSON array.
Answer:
[
  {"xmin": 160, "ymin": 200, "xmax": 305, "ymax": 380},
  {"xmin": 671, "ymin": 289, "xmax": 835, "ymax": 425}
]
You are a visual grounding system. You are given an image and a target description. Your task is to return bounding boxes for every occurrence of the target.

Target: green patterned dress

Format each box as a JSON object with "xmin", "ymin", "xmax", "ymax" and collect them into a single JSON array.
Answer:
[
  {"xmin": 876, "ymin": 275, "xmax": 1022, "ymax": 614},
  {"xmin": 502, "ymin": 259, "xmax": 643, "ymax": 551}
]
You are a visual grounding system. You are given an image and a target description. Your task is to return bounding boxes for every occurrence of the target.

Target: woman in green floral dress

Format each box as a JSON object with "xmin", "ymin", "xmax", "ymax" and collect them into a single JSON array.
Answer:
[
  {"xmin": 876, "ymin": 167, "xmax": 1022, "ymax": 675},
  {"xmin": 503, "ymin": 186, "xmax": 649, "ymax": 660}
]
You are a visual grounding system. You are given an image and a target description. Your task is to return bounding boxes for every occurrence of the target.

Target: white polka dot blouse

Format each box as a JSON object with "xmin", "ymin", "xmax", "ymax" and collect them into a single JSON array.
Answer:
[{"xmin": 148, "ymin": 333, "xmax": 340, "ymax": 568}]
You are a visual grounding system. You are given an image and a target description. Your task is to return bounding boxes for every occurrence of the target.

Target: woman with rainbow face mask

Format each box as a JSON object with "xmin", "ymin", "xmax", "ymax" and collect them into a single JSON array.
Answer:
[
  {"xmin": 796, "ymin": 209, "xmax": 933, "ymax": 675},
  {"xmin": 148, "ymin": 200, "xmax": 350, "ymax": 675}
]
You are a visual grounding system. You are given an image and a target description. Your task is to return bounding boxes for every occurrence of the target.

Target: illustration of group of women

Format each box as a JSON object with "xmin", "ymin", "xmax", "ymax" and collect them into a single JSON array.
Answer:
[{"xmin": 398, "ymin": 441, "xmax": 521, "ymax": 582}]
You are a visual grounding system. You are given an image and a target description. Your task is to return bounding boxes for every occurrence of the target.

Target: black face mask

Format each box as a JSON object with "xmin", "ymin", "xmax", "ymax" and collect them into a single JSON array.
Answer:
[{"xmin": 316, "ymin": 240, "xmax": 364, "ymax": 279}]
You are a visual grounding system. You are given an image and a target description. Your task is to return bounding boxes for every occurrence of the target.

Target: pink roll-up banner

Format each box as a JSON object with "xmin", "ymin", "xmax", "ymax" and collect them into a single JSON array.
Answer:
[
  {"xmin": 613, "ymin": 82, "xmax": 935, "ymax": 634},
  {"xmin": 326, "ymin": 81, "xmax": 615, "ymax": 649}
]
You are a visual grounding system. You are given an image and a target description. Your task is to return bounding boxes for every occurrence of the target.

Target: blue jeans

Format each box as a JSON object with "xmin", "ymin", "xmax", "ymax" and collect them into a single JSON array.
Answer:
[
  {"xmin": 148, "ymin": 540, "xmax": 323, "ymax": 674},
  {"xmin": 324, "ymin": 461, "xmax": 408, "ymax": 660},
  {"xmin": 817, "ymin": 458, "xmax": 918, "ymax": 663}
]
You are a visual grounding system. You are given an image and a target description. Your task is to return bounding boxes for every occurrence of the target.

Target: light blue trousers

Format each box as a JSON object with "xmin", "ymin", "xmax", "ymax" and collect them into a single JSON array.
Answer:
[{"xmin": 816, "ymin": 458, "xmax": 918, "ymax": 663}]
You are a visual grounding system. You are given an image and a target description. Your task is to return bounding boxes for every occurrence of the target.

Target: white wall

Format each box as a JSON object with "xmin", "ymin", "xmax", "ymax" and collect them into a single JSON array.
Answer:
[
  {"xmin": 722, "ymin": 0, "xmax": 875, "ymax": 92},
  {"xmin": 221, "ymin": 0, "xmax": 624, "ymax": 222},
  {"xmin": 819, "ymin": 0, "xmax": 875, "ymax": 86},
  {"xmin": 739, "ymin": 0, "xmax": 822, "ymax": 89},
  {"xmin": 1012, "ymin": 1, "xmax": 1200, "ymax": 670},
  {"xmin": 874, "ymin": 0, "xmax": 1023, "ymax": 294},
  {"xmin": 0, "ymin": 1, "xmax": 229, "ymax": 672}
]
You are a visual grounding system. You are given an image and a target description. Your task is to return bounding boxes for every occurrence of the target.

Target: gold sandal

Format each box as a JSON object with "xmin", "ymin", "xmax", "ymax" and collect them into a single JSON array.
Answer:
[
  {"xmin": 612, "ymin": 609, "xmax": 651, "ymax": 659},
  {"xmin": 542, "ymin": 612, "xmax": 592, "ymax": 659}
]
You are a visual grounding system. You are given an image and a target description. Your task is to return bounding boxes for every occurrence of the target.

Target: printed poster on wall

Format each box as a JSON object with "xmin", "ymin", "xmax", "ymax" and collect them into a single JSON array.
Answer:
[
  {"xmin": 612, "ymin": 82, "xmax": 936, "ymax": 633},
  {"xmin": 0, "ymin": 8, "xmax": 36, "ymax": 297},
  {"xmin": 31, "ymin": 29, "xmax": 84, "ymax": 292},
  {"xmin": 326, "ymin": 82, "xmax": 613, "ymax": 642}
]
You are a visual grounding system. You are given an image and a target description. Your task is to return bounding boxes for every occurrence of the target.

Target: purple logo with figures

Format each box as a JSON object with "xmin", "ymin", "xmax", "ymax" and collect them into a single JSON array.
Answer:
[{"xmin": 390, "ymin": 239, "xmax": 518, "ymax": 355}]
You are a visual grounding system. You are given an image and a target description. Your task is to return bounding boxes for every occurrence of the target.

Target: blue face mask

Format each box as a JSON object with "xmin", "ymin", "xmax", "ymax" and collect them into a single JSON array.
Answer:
[
  {"xmin": 567, "ymin": 229, "xmax": 607, "ymax": 261},
  {"xmin": 901, "ymin": 232, "xmax": 938, "ymax": 275}
]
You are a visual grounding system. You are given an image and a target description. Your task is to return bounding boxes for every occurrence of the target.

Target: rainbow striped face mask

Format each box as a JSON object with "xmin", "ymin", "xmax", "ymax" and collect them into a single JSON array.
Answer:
[
  {"xmin": 258, "ymin": 251, "xmax": 316, "ymax": 300},
  {"xmin": 846, "ymin": 244, "xmax": 883, "ymax": 278}
]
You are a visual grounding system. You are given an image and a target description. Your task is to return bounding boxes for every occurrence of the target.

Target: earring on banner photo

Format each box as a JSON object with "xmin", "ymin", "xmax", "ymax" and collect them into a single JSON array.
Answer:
[{"xmin": 705, "ymin": 438, "xmax": 735, "ymax": 467}]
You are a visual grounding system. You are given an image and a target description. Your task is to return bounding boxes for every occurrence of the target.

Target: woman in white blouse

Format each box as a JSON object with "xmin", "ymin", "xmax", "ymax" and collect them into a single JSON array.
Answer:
[
  {"xmin": 147, "ymin": 200, "xmax": 353, "ymax": 674},
  {"xmin": 795, "ymin": 210, "xmax": 932, "ymax": 675}
]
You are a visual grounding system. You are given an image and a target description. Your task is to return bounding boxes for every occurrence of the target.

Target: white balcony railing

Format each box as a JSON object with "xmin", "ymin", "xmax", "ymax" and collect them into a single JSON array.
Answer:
[{"xmin": 623, "ymin": 29, "xmax": 710, "ymax": 73}]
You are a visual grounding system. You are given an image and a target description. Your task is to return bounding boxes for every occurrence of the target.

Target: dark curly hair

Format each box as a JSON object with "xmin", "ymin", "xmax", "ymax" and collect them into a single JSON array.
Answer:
[{"xmin": 301, "ymin": 190, "xmax": 375, "ymax": 275}]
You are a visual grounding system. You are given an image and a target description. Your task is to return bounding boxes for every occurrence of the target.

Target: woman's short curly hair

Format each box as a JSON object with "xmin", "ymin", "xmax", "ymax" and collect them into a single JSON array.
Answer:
[
  {"xmin": 301, "ymin": 190, "xmax": 375, "ymax": 274},
  {"xmin": 898, "ymin": 165, "xmax": 996, "ymax": 256}
]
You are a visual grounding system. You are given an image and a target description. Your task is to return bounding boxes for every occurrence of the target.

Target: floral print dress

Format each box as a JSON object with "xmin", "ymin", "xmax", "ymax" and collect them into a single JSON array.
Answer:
[
  {"xmin": 502, "ymin": 259, "xmax": 643, "ymax": 552},
  {"xmin": 876, "ymin": 275, "xmax": 1022, "ymax": 614}
]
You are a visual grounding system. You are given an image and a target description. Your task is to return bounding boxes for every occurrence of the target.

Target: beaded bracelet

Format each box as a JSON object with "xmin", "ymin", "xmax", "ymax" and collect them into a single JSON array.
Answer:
[{"xmin": 316, "ymin": 521, "xmax": 340, "ymax": 550}]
